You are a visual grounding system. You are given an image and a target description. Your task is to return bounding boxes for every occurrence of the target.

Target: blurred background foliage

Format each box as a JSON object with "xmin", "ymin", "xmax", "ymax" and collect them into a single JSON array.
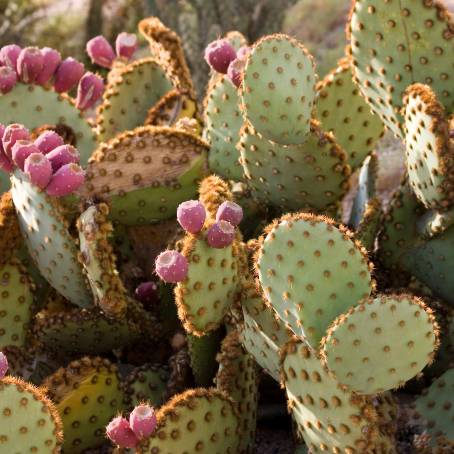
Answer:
[{"xmin": 0, "ymin": 0, "xmax": 352, "ymax": 96}]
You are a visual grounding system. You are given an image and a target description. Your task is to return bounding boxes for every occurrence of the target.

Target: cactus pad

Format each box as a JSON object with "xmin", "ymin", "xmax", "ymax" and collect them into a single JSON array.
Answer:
[
  {"xmin": 355, "ymin": 197, "xmax": 382, "ymax": 252},
  {"xmin": 349, "ymin": 0, "xmax": 454, "ymax": 137},
  {"xmin": 0, "ymin": 376, "xmax": 63, "ymax": 452},
  {"xmin": 241, "ymin": 34, "xmax": 316, "ymax": 145},
  {"xmin": 97, "ymin": 58, "xmax": 175, "ymax": 142},
  {"xmin": 204, "ymin": 75, "xmax": 244, "ymax": 181},
  {"xmin": 84, "ymin": 126, "xmax": 208, "ymax": 225},
  {"xmin": 403, "ymin": 83, "xmax": 454, "ymax": 211},
  {"xmin": 122, "ymin": 363, "xmax": 169, "ymax": 410},
  {"xmin": 11, "ymin": 171, "xmax": 90, "ymax": 307},
  {"xmin": 44, "ymin": 357, "xmax": 125, "ymax": 453},
  {"xmin": 238, "ymin": 121, "xmax": 350, "ymax": 214},
  {"xmin": 281, "ymin": 340, "xmax": 378, "ymax": 453},
  {"xmin": 316, "ymin": 59, "xmax": 384, "ymax": 169},
  {"xmin": 256, "ymin": 213, "xmax": 373, "ymax": 347},
  {"xmin": 77, "ymin": 204, "xmax": 128, "ymax": 318},
  {"xmin": 138, "ymin": 388, "xmax": 240, "ymax": 454},
  {"xmin": 321, "ymin": 294, "xmax": 439, "ymax": 394},
  {"xmin": 0, "ymin": 83, "xmax": 95, "ymax": 164}
]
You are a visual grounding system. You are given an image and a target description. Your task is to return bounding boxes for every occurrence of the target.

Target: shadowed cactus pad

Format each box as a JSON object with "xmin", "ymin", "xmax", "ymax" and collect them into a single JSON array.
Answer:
[
  {"xmin": 256, "ymin": 213, "xmax": 373, "ymax": 347},
  {"xmin": 0, "ymin": 376, "xmax": 63, "ymax": 452},
  {"xmin": 84, "ymin": 126, "xmax": 208, "ymax": 225},
  {"xmin": 138, "ymin": 388, "xmax": 240, "ymax": 454},
  {"xmin": 241, "ymin": 34, "xmax": 316, "ymax": 145},
  {"xmin": 321, "ymin": 294, "xmax": 439, "ymax": 394},
  {"xmin": 349, "ymin": 0, "xmax": 454, "ymax": 137},
  {"xmin": 11, "ymin": 170, "xmax": 90, "ymax": 307},
  {"xmin": 316, "ymin": 59, "xmax": 384, "ymax": 170},
  {"xmin": 403, "ymin": 83, "xmax": 454, "ymax": 211}
]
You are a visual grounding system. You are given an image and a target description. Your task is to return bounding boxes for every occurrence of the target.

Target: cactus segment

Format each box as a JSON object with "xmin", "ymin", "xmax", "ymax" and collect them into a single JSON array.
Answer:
[
  {"xmin": 355, "ymin": 197, "xmax": 382, "ymax": 252},
  {"xmin": 0, "ymin": 192, "xmax": 21, "ymax": 263},
  {"xmin": 122, "ymin": 363, "xmax": 169, "ymax": 410},
  {"xmin": 96, "ymin": 58, "xmax": 175, "ymax": 142},
  {"xmin": 44, "ymin": 357, "xmax": 125, "ymax": 453},
  {"xmin": 412, "ymin": 368, "xmax": 454, "ymax": 444},
  {"xmin": 241, "ymin": 285, "xmax": 293, "ymax": 382},
  {"xmin": 84, "ymin": 126, "xmax": 208, "ymax": 226},
  {"xmin": 316, "ymin": 59, "xmax": 384, "ymax": 169},
  {"xmin": 256, "ymin": 213, "xmax": 373, "ymax": 347},
  {"xmin": 0, "ymin": 84, "xmax": 95, "ymax": 164},
  {"xmin": 417, "ymin": 208, "xmax": 454, "ymax": 239},
  {"xmin": 349, "ymin": 0, "xmax": 454, "ymax": 137},
  {"xmin": 204, "ymin": 75, "xmax": 244, "ymax": 181},
  {"xmin": 403, "ymin": 83, "xmax": 454, "ymax": 211},
  {"xmin": 10, "ymin": 170, "xmax": 91, "ymax": 307},
  {"xmin": 216, "ymin": 330, "xmax": 258, "ymax": 454},
  {"xmin": 188, "ymin": 329, "xmax": 224, "ymax": 387},
  {"xmin": 0, "ymin": 376, "xmax": 63, "ymax": 452},
  {"xmin": 32, "ymin": 305, "xmax": 140, "ymax": 359},
  {"xmin": 281, "ymin": 340, "xmax": 379, "ymax": 453},
  {"xmin": 77, "ymin": 204, "xmax": 128, "ymax": 318},
  {"xmin": 321, "ymin": 295, "xmax": 439, "ymax": 394},
  {"xmin": 0, "ymin": 259, "xmax": 33, "ymax": 348},
  {"xmin": 175, "ymin": 234, "xmax": 239, "ymax": 336},
  {"xmin": 138, "ymin": 388, "xmax": 240, "ymax": 454},
  {"xmin": 241, "ymin": 34, "xmax": 316, "ymax": 145},
  {"xmin": 238, "ymin": 121, "xmax": 350, "ymax": 214}
]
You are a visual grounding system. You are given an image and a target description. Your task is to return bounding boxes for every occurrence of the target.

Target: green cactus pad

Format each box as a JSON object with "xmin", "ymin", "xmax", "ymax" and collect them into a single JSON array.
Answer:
[
  {"xmin": 0, "ymin": 191, "xmax": 22, "ymax": 264},
  {"xmin": 122, "ymin": 363, "xmax": 169, "ymax": 410},
  {"xmin": 0, "ymin": 259, "xmax": 33, "ymax": 348},
  {"xmin": 83, "ymin": 126, "xmax": 208, "ymax": 226},
  {"xmin": 256, "ymin": 213, "xmax": 373, "ymax": 347},
  {"xmin": 44, "ymin": 357, "xmax": 125, "ymax": 453},
  {"xmin": 412, "ymin": 368, "xmax": 454, "ymax": 443},
  {"xmin": 403, "ymin": 83, "xmax": 454, "ymax": 211},
  {"xmin": 377, "ymin": 182, "xmax": 423, "ymax": 272},
  {"xmin": 96, "ymin": 58, "xmax": 175, "ymax": 143},
  {"xmin": 241, "ymin": 34, "xmax": 316, "ymax": 145},
  {"xmin": 238, "ymin": 121, "xmax": 350, "ymax": 214},
  {"xmin": 0, "ymin": 83, "xmax": 96, "ymax": 164},
  {"xmin": 32, "ymin": 305, "xmax": 140, "ymax": 359},
  {"xmin": 281, "ymin": 340, "xmax": 380, "ymax": 453},
  {"xmin": 138, "ymin": 388, "xmax": 240, "ymax": 454},
  {"xmin": 77, "ymin": 204, "xmax": 128, "ymax": 318},
  {"xmin": 241, "ymin": 284, "xmax": 293, "ymax": 382},
  {"xmin": 355, "ymin": 198, "xmax": 382, "ymax": 252},
  {"xmin": 204, "ymin": 75, "xmax": 244, "ymax": 181},
  {"xmin": 0, "ymin": 376, "xmax": 63, "ymax": 452},
  {"xmin": 349, "ymin": 0, "xmax": 454, "ymax": 137},
  {"xmin": 316, "ymin": 59, "xmax": 384, "ymax": 169},
  {"xmin": 10, "ymin": 171, "xmax": 91, "ymax": 307},
  {"xmin": 349, "ymin": 153, "xmax": 378, "ymax": 229},
  {"xmin": 216, "ymin": 330, "xmax": 258, "ymax": 454},
  {"xmin": 321, "ymin": 294, "xmax": 439, "ymax": 394},
  {"xmin": 175, "ymin": 234, "xmax": 240, "ymax": 336},
  {"xmin": 188, "ymin": 329, "xmax": 224, "ymax": 387},
  {"xmin": 417, "ymin": 208, "xmax": 454, "ymax": 240}
]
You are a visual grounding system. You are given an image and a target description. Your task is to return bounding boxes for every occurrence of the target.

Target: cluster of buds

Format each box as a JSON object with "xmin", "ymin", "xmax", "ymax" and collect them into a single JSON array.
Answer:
[
  {"xmin": 0, "ymin": 44, "xmax": 104, "ymax": 110},
  {"xmin": 0, "ymin": 123, "xmax": 85, "ymax": 196},
  {"xmin": 106, "ymin": 403, "xmax": 157, "ymax": 449},
  {"xmin": 86, "ymin": 32, "xmax": 138, "ymax": 69},
  {"xmin": 155, "ymin": 200, "xmax": 243, "ymax": 283},
  {"xmin": 204, "ymin": 39, "xmax": 250, "ymax": 88}
]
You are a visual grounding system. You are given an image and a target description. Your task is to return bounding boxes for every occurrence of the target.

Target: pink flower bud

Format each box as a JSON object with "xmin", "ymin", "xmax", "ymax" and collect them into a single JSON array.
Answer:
[
  {"xmin": 115, "ymin": 32, "xmax": 138, "ymax": 60},
  {"xmin": 24, "ymin": 153, "xmax": 52, "ymax": 189},
  {"xmin": 34, "ymin": 130, "xmax": 64, "ymax": 154},
  {"xmin": 106, "ymin": 416, "xmax": 139, "ymax": 449},
  {"xmin": 204, "ymin": 40, "xmax": 237, "ymax": 74},
  {"xmin": 46, "ymin": 163, "xmax": 85, "ymax": 197},
  {"xmin": 12, "ymin": 140, "xmax": 39, "ymax": 171},
  {"xmin": 2, "ymin": 123, "xmax": 30, "ymax": 159},
  {"xmin": 86, "ymin": 36, "xmax": 115, "ymax": 68},
  {"xmin": 75, "ymin": 72, "xmax": 104, "ymax": 110},
  {"xmin": 36, "ymin": 47, "xmax": 61, "ymax": 85},
  {"xmin": 46, "ymin": 144, "xmax": 80, "ymax": 171},
  {"xmin": 129, "ymin": 404, "xmax": 157, "ymax": 440},
  {"xmin": 53, "ymin": 57, "xmax": 84, "ymax": 93},
  {"xmin": 0, "ymin": 44, "xmax": 21, "ymax": 69},
  {"xmin": 17, "ymin": 47, "xmax": 44, "ymax": 83},
  {"xmin": 0, "ymin": 66, "xmax": 17, "ymax": 94},
  {"xmin": 155, "ymin": 250, "xmax": 188, "ymax": 283}
]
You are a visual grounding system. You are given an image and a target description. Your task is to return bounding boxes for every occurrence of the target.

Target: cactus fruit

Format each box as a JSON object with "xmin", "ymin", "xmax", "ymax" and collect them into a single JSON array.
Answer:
[
  {"xmin": 35, "ymin": 47, "xmax": 61, "ymax": 86},
  {"xmin": 16, "ymin": 47, "xmax": 44, "ymax": 84},
  {"xmin": 206, "ymin": 220, "xmax": 236, "ymax": 248},
  {"xmin": 53, "ymin": 57, "xmax": 85, "ymax": 93},
  {"xmin": 86, "ymin": 36, "xmax": 116, "ymax": 69},
  {"xmin": 204, "ymin": 39, "xmax": 237, "ymax": 74},
  {"xmin": 116, "ymin": 32, "xmax": 138, "ymax": 60},
  {"xmin": 129, "ymin": 403, "xmax": 157, "ymax": 440},
  {"xmin": 106, "ymin": 415, "xmax": 139, "ymax": 448},
  {"xmin": 177, "ymin": 200, "xmax": 206, "ymax": 234},
  {"xmin": 216, "ymin": 201, "xmax": 243, "ymax": 226},
  {"xmin": 155, "ymin": 250, "xmax": 189, "ymax": 283},
  {"xmin": 0, "ymin": 66, "xmax": 17, "ymax": 94},
  {"xmin": 0, "ymin": 44, "xmax": 21, "ymax": 69},
  {"xmin": 24, "ymin": 153, "xmax": 52, "ymax": 189},
  {"xmin": 75, "ymin": 72, "xmax": 105, "ymax": 111}
]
